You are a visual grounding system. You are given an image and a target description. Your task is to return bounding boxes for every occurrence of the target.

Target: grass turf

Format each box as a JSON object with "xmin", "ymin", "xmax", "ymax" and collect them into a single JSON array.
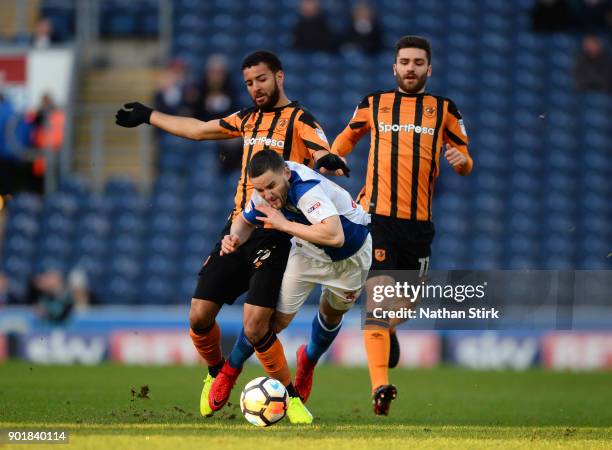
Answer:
[{"xmin": 0, "ymin": 361, "xmax": 610, "ymax": 449}]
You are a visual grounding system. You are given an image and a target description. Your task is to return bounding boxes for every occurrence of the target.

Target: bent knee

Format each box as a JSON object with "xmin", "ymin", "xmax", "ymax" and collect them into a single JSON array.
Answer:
[
  {"xmin": 243, "ymin": 318, "xmax": 271, "ymax": 343},
  {"xmin": 189, "ymin": 299, "xmax": 218, "ymax": 331},
  {"xmin": 272, "ymin": 320, "xmax": 287, "ymax": 334},
  {"xmin": 272, "ymin": 313, "xmax": 294, "ymax": 334}
]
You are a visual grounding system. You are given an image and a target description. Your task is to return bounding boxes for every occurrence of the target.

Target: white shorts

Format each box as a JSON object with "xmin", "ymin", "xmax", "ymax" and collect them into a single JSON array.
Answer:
[{"xmin": 277, "ymin": 234, "xmax": 372, "ymax": 314}]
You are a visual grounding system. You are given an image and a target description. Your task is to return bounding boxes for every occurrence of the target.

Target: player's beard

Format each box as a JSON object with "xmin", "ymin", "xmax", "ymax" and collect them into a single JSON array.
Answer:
[
  {"xmin": 396, "ymin": 71, "xmax": 428, "ymax": 94},
  {"xmin": 253, "ymin": 82, "xmax": 281, "ymax": 112},
  {"xmin": 270, "ymin": 178, "xmax": 290, "ymax": 209},
  {"xmin": 277, "ymin": 179, "xmax": 290, "ymax": 209}
]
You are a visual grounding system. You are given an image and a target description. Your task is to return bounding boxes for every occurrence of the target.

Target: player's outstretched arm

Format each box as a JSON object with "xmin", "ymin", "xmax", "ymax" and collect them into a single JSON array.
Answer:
[
  {"xmin": 257, "ymin": 205, "xmax": 345, "ymax": 248},
  {"xmin": 115, "ymin": 102, "xmax": 232, "ymax": 141},
  {"xmin": 331, "ymin": 96, "xmax": 371, "ymax": 157}
]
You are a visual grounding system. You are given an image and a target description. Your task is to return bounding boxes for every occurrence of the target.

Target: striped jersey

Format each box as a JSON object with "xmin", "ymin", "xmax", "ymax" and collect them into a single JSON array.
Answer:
[
  {"xmin": 332, "ymin": 89, "xmax": 473, "ymax": 221},
  {"xmin": 218, "ymin": 101, "xmax": 330, "ymax": 219}
]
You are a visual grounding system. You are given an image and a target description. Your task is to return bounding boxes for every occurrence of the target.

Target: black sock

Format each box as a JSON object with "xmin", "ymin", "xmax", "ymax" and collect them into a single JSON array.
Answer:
[
  {"xmin": 286, "ymin": 382, "xmax": 299, "ymax": 398},
  {"xmin": 208, "ymin": 358, "xmax": 225, "ymax": 377}
]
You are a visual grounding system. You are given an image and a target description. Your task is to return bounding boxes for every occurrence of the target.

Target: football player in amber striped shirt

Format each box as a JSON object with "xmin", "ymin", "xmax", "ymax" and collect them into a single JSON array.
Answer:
[
  {"xmin": 332, "ymin": 35, "xmax": 473, "ymax": 415},
  {"xmin": 116, "ymin": 50, "xmax": 348, "ymax": 423}
]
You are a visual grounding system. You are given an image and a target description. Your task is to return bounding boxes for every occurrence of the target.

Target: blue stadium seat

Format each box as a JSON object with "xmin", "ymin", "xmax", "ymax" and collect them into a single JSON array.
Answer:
[
  {"xmin": 4, "ymin": 233, "xmax": 36, "ymax": 257},
  {"xmin": 508, "ymin": 213, "xmax": 539, "ymax": 236},
  {"xmin": 511, "ymin": 148, "xmax": 540, "ymax": 171},
  {"xmin": 109, "ymin": 234, "xmax": 143, "ymax": 256},
  {"xmin": 99, "ymin": 276, "xmax": 138, "ymax": 304},
  {"xmin": 581, "ymin": 193, "xmax": 609, "ymax": 214},
  {"xmin": 73, "ymin": 234, "xmax": 108, "ymax": 259},
  {"xmin": 108, "ymin": 255, "xmax": 141, "ymax": 280},
  {"xmin": 545, "ymin": 191, "xmax": 576, "ymax": 211},
  {"xmin": 9, "ymin": 192, "xmax": 43, "ymax": 215},
  {"xmin": 178, "ymin": 275, "xmax": 197, "ymax": 302},
  {"xmin": 112, "ymin": 212, "xmax": 145, "ymax": 235},
  {"xmin": 76, "ymin": 210, "xmax": 110, "ymax": 233},
  {"xmin": 139, "ymin": 275, "xmax": 176, "ymax": 305},
  {"xmin": 73, "ymin": 255, "xmax": 105, "ymax": 284},
  {"xmin": 513, "ymin": 172, "xmax": 543, "ymax": 194},
  {"xmin": 474, "ymin": 216, "xmax": 504, "ymax": 236},
  {"xmin": 3, "ymin": 254, "xmax": 32, "ymax": 280},
  {"xmin": 39, "ymin": 212, "xmax": 75, "ymax": 237},
  {"xmin": 4, "ymin": 212, "xmax": 40, "ymax": 238},
  {"xmin": 516, "ymin": 33, "xmax": 546, "ymax": 53}
]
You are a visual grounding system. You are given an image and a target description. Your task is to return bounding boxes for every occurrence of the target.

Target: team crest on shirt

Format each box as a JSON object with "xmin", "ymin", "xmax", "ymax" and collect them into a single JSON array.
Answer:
[
  {"xmin": 244, "ymin": 123, "xmax": 254, "ymax": 131},
  {"xmin": 424, "ymin": 106, "xmax": 437, "ymax": 118},
  {"xmin": 253, "ymin": 248, "xmax": 272, "ymax": 268},
  {"xmin": 277, "ymin": 118, "xmax": 288, "ymax": 130},
  {"xmin": 379, "ymin": 106, "xmax": 391, "ymax": 113},
  {"xmin": 374, "ymin": 249, "xmax": 386, "ymax": 262}
]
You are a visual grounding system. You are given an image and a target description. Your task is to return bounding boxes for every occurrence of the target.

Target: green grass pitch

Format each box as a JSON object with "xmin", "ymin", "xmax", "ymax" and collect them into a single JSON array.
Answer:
[{"xmin": 1, "ymin": 361, "xmax": 611, "ymax": 449}]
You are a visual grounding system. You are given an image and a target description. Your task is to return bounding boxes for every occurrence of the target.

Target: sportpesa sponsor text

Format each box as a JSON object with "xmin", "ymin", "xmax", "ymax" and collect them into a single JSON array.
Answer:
[
  {"xmin": 243, "ymin": 136, "xmax": 285, "ymax": 148},
  {"xmin": 378, "ymin": 122, "xmax": 436, "ymax": 135}
]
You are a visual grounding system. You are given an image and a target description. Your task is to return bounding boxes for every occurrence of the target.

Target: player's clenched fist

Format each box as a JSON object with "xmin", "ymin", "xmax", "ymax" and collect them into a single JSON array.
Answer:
[
  {"xmin": 445, "ymin": 146, "xmax": 467, "ymax": 168},
  {"xmin": 115, "ymin": 102, "xmax": 153, "ymax": 128},
  {"xmin": 220, "ymin": 234, "xmax": 241, "ymax": 255}
]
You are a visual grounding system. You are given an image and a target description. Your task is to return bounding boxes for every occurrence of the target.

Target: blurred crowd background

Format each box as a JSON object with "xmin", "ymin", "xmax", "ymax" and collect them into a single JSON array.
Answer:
[{"xmin": 0, "ymin": 0, "xmax": 610, "ymax": 313}]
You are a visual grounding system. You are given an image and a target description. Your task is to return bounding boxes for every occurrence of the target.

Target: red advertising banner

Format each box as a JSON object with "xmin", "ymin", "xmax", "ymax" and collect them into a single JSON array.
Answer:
[
  {"xmin": 543, "ymin": 332, "xmax": 612, "ymax": 371},
  {"xmin": 0, "ymin": 55, "xmax": 27, "ymax": 83},
  {"xmin": 110, "ymin": 331, "xmax": 203, "ymax": 365},
  {"xmin": 330, "ymin": 330, "xmax": 440, "ymax": 368}
]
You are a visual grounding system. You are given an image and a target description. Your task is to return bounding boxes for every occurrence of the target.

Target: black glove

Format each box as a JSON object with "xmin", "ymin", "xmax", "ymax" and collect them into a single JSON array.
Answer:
[
  {"xmin": 115, "ymin": 102, "xmax": 153, "ymax": 128},
  {"xmin": 315, "ymin": 153, "xmax": 351, "ymax": 177}
]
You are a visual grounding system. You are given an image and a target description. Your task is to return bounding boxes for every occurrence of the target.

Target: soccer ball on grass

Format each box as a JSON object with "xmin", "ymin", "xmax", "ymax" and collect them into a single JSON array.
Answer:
[{"xmin": 240, "ymin": 377, "xmax": 288, "ymax": 427}]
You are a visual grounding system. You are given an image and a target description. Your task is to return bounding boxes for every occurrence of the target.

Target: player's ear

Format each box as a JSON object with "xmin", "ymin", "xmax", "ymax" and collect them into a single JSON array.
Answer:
[
  {"xmin": 392, "ymin": 63, "xmax": 397, "ymax": 77},
  {"xmin": 427, "ymin": 64, "xmax": 432, "ymax": 78},
  {"xmin": 283, "ymin": 165, "xmax": 291, "ymax": 179},
  {"xmin": 276, "ymin": 70, "xmax": 284, "ymax": 85}
]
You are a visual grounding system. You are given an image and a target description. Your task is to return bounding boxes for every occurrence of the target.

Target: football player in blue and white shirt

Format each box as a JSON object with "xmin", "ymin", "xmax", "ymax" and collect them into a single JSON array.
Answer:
[{"xmin": 221, "ymin": 150, "xmax": 372, "ymax": 408}]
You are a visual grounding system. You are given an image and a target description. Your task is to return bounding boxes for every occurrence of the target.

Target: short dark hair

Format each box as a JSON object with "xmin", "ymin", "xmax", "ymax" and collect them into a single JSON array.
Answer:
[
  {"xmin": 248, "ymin": 150, "xmax": 286, "ymax": 178},
  {"xmin": 395, "ymin": 35, "xmax": 432, "ymax": 64},
  {"xmin": 241, "ymin": 50, "xmax": 283, "ymax": 73}
]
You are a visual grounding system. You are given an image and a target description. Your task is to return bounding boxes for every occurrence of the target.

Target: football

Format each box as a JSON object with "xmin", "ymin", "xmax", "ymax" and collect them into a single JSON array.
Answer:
[{"xmin": 240, "ymin": 377, "xmax": 289, "ymax": 427}]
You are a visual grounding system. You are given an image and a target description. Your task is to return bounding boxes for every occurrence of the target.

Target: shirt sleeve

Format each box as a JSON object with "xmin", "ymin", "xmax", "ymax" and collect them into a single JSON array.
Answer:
[
  {"xmin": 296, "ymin": 185, "xmax": 338, "ymax": 224},
  {"xmin": 443, "ymin": 100, "xmax": 473, "ymax": 175},
  {"xmin": 218, "ymin": 110, "xmax": 244, "ymax": 138},
  {"xmin": 242, "ymin": 191, "xmax": 267, "ymax": 225},
  {"xmin": 331, "ymin": 95, "xmax": 371, "ymax": 157},
  {"xmin": 296, "ymin": 110, "xmax": 331, "ymax": 158}
]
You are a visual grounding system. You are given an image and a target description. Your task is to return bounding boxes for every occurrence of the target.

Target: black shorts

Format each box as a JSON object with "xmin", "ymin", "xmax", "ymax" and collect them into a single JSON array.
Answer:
[
  {"xmin": 193, "ymin": 220, "xmax": 292, "ymax": 309},
  {"xmin": 369, "ymin": 214, "xmax": 435, "ymax": 273}
]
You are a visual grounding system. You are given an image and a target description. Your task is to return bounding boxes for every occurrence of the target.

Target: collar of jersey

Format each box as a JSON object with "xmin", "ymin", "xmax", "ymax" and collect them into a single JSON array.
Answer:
[
  {"xmin": 257, "ymin": 100, "xmax": 298, "ymax": 113},
  {"xmin": 394, "ymin": 89, "xmax": 428, "ymax": 97}
]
